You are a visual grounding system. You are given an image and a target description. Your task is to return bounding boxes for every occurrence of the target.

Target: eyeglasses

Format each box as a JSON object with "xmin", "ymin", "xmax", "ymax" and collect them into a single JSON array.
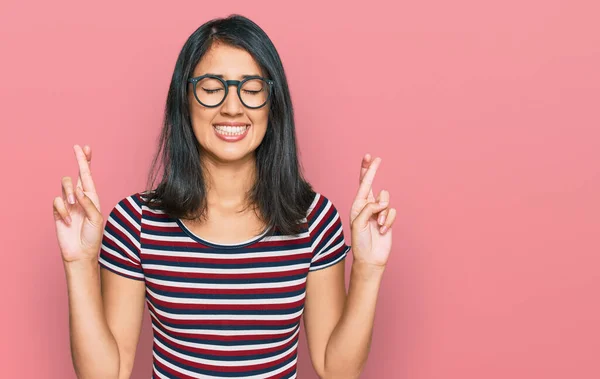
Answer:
[{"xmin": 187, "ymin": 74, "xmax": 274, "ymax": 109}]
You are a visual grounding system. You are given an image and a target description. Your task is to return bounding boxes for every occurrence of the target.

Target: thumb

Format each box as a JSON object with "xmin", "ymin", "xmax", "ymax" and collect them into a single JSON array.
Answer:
[
  {"xmin": 352, "ymin": 201, "xmax": 388, "ymax": 230},
  {"xmin": 74, "ymin": 186, "xmax": 103, "ymax": 227}
]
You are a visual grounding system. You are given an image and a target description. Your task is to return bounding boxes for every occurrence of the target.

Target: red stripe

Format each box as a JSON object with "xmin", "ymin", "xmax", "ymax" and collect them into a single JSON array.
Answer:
[
  {"xmin": 147, "ymin": 281, "xmax": 306, "ymax": 295},
  {"xmin": 153, "ymin": 340, "xmax": 296, "ymax": 373},
  {"xmin": 142, "ymin": 267, "xmax": 308, "ymax": 280}
]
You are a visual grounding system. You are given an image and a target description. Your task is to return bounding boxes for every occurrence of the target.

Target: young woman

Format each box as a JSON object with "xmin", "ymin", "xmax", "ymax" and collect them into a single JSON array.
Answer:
[{"xmin": 53, "ymin": 14, "xmax": 396, "ymax": 379}]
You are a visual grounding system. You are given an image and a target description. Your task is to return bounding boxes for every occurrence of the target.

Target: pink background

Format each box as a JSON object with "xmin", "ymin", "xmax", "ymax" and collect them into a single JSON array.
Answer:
[{"xmin": 1, "ymin": 0, "xmax": 599, "ymax": 378}]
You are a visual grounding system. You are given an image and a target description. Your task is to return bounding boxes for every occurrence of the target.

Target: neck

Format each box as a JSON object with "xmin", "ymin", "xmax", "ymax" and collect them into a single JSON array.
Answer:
[{"xmin": 201, "ymin": 153, "xmax": 257, "ymax": 213}]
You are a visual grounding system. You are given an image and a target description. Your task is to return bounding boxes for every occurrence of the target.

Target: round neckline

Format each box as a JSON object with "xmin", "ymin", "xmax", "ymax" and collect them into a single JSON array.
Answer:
[{"xmin": 175, "ymin": 218, "xmax": 272, "ymax": 249}]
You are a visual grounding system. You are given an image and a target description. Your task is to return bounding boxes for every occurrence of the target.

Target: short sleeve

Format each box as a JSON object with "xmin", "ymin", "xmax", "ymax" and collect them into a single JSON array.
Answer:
[
  {"xmin": 98, "ymin": 193, "xmax": 145, "ymax": 281},
  {"xmin": 308, "ymin": 194, "xmax": 351, "ymax": 272}
]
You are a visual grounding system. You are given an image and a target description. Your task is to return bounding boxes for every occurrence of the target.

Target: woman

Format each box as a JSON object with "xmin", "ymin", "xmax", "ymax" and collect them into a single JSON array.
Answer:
[{"xmin": 53, "ymin": 14, "xmax": 396, "ymax": 379}]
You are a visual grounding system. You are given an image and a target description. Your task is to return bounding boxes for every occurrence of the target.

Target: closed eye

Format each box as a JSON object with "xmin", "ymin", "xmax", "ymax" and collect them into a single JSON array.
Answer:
[{"xmin": 202, "ymin": 88, "xmax": 223, "ymax": 94}]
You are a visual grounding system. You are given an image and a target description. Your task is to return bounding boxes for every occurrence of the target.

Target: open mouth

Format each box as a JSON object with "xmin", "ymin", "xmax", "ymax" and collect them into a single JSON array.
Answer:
[{"xmin": 213, "ymin": 124, "xmax": 250, "ymax": 137}]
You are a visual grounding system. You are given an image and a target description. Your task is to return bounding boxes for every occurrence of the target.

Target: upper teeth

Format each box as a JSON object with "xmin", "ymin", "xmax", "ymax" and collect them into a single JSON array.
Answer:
[{"xmin": 214, "ymin": 125, "xmax": 247, "ymax": 133}]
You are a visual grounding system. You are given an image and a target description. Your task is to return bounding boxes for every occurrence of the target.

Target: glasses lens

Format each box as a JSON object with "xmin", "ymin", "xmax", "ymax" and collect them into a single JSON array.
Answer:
[
  {"xmin": 240, "ymin": 79, "xmax": 269, "ymax": 108},
  {"xmin": 195, "ymin": 77, "xmax": 225, "ymax": 106}
]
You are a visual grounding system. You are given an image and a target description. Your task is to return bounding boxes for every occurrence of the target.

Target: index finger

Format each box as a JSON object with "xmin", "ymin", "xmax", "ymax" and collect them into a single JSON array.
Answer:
[
  {"xmin": 359, "ymin": 153, "xmax": 376, "ymax": 201},
  {"xmin": 356, "ymin": 156, "xmax": 381, "ymax": 200},
  {"xmin": 74, "ymin": 144, "xmax": 97, "ymax": 193},
  {"xmin": 359, "ymin": 153, "xmax": 371, "ymax": 183}
]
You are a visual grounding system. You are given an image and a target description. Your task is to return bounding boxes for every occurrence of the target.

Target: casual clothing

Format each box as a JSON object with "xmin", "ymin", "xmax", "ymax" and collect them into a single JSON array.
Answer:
[{"xmin": 99, "ymin": 191, "xmax": 350, "ymax": 378}]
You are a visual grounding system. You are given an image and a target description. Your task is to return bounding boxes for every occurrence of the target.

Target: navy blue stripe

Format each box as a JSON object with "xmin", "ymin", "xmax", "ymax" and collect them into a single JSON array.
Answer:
[
  {"xmin": 313, "ymin": 212, "xmax": 343, "ymax": 256},
  {"xmin": 153, "ymin": 319, "xmax": 299, "ymax": 332},
  {"xmin": 153, "ymin": 344, "xmax": 297, "ymax": 377},
  {"xmin": 105, "ymin": 217, "xmax": 138, "ymax": 257},
  {"xmin": 102, "ymin": 232, "xmax": 138, "ymax": 262},
  {"xmin": 115, "ymin": 197, "xmax": 141, "ymax": 233},
  {"xmin": 151, "ymin": 303, "xmax": 304, "ymax": 316},
  {"xmin": 311, "ymin": 245, "xmax": 349, "ymax": 270},
  {"xmin": 154, "ymin": 331, "xmax": 297, "ymax": 362},
  {"xmin": 152, "ymin": 321, "xmax": 299, "ymax": 345},
  {"xmin": 99, "ymin": 258, "xmax": 144, "ymax": 279},
  {"xmin": 317, "ymin": 232, "xmax": 346, "ymax": 257},
  {"xmin": 99, "ymin": 248, "xmax": 143, "ymax": 275},
  {"xmin": 141, "ymin": 257, "xmax": 311, "ymax": 269},
  {"xmin": 142, "ymin": 241, "xmax": 312, "ymax": 254}
]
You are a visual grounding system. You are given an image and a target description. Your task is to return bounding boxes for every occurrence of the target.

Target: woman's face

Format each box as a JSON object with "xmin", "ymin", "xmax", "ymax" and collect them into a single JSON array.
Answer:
[{"xmin": 188, "ymin": 42, "xmax": 270, "ymax": 164}]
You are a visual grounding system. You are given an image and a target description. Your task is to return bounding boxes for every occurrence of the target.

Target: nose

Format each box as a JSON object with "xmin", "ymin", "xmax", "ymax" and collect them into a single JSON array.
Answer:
[{"xmin": 220, "ymin": 84, "xmax": 244, "ymax": 116}]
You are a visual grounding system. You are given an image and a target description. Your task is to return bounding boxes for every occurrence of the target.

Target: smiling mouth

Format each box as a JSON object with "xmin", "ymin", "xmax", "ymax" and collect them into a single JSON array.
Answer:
[{"xmin": 213, "ymin": 124, "xmax": 250, "ymax": 137}]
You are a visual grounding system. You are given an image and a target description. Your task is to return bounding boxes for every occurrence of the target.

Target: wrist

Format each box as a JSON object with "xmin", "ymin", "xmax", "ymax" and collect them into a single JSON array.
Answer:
[
  {"xmin": 351, "ymin": 259, "xmax": 386, "ymax": 281},
  {"xmin": 63, "ymin": 258, "xmax": 99, "ymax": 274}
]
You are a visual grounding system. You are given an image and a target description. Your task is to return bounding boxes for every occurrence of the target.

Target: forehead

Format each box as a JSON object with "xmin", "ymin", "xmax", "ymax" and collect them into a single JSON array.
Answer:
[{"xmin": 193, "ymin": 42, "xmax": 264, "ymax": 79}]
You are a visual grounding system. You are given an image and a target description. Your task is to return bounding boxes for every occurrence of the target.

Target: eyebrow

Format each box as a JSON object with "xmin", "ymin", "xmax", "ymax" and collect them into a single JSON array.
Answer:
[{"xmin": 205, "ymin": 73, "xmax": 261, "ymax": 79}]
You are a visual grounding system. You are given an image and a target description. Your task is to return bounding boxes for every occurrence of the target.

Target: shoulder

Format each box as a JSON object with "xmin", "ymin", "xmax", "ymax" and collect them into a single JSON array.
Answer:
[
  {"xmin": 305, "ymin": 192, "xmax": 345, "ymax": 229},
  {"xmin": 107, "ymin": 190, "xmax": 156, "ymax": 224},
  {"xmin": 112, "ymin": 192, "xmax": 145, "ymax": 212}
]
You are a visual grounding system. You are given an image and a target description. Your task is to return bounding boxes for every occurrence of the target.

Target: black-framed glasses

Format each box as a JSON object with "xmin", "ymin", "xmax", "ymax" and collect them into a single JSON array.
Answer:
[{"xmin": 187, "ymin": 74, "xmax": 274, "ymax": 109}]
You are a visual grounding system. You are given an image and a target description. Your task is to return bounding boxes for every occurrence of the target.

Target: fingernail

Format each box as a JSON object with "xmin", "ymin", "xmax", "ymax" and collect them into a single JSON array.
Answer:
[
  {"xmin": 380, "ymin": 226, "xmax": 388, "ymax": 234},
  {"xmin": 66, "ymin": 215, "xmax": 72, "ymax": 224},
  {"xmin": 68, "ymin": 194, "xmax": 75, "ymax": 204},
  {"xmin": 378, "ymin": 214, "xmax": 385, "ymax": 225},
  {"xmin": 379, "ymin": 201, "xmax": 388, "ymax": 207}
]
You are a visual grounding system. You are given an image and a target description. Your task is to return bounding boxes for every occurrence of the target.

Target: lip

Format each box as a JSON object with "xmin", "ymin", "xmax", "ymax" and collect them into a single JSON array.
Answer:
[
  {"xmin": 213, "ymin": 123, "xmax": 251, "ymax": 142},
  {"xmin": 213, "ymin": 122, "xmax": 250, "ymax": 127}
]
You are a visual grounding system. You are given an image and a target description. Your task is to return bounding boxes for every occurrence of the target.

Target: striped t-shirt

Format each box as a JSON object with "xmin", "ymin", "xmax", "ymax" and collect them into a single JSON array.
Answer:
[{"xmin": 98, "ymin": 191, "xmax": 350, "ymax": 379}]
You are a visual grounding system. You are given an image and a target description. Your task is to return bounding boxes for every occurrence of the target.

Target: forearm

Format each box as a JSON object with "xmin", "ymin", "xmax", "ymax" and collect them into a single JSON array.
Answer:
[
  {"xmin": 323, "ymin": 262, "xmax": 385, "ymax": 379},
  {"xmin": 64, "ymin": 260, "xmax": 120, "ymax": 379}
]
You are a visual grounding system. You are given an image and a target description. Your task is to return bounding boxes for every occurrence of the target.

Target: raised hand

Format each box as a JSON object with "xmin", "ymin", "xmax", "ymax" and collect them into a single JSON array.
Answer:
[
  {"xmin": 53, "ymin": 145, "xmax": 104, "ymax": 263},
  {"xmin": 349, "ymin": 154, "xmax": 397, "ymax": 268}
]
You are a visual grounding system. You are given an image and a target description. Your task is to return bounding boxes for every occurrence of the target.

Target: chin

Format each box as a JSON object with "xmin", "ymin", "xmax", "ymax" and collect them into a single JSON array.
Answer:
[{"xmin": 211, "ymin": 147, "xmax": 257, "ymax": 163}]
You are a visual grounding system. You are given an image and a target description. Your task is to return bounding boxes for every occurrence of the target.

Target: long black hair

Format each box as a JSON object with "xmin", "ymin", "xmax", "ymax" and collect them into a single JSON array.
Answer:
[{"xmin": 143, "ymin": 14, "xmax": 315, "ymax": 236}]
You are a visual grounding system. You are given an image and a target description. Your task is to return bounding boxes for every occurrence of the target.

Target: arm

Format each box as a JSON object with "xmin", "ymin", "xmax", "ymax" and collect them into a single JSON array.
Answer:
[
  {"xmin": 64, "ymin": 261, "xmax": 145, "ymax": 379},
  {"xmin": 304, "ymin": 260, "xmax": 384, "ymax": 379},
  {"xmin": 54, "ymin": 145, "xmax": 146, "ymax": 379},
  {"xmin": 304, "ymin": 154, "xmax": 396, "ymax": 378}
]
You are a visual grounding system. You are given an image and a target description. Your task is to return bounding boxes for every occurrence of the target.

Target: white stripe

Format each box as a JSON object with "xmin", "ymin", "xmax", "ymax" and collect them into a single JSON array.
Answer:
[
  {"xmin": 98, "ymin": 257, "xmax": 144, "ymax": 279},
  {"xmin": 305, "ymin": 193, "xmax": 321, "ymax": 216},
  {"xmin": 150, "ymin": 306, "xmax": 303, "ymax": 321},
  {"xmin": 154, "ymin": 335, "xmax": 298, "ymax": 367},
  {"xmin": 151, "ymin": 322, "xmax": 300, "ymax": 352},
  {"xmin": 311, "ymin": 226, "xmax": 343, "ymax": 264},
  {"xmin": 146, "ymin": 287, "xmax": 305, "ymax": 305},
  {"xmin": 148, "ymin": 309, "xmax": 298, "ymax": 335},
  {"xmin": 152, "ymin": 345, "xmax": 297, "ymax": 378},
  {"xmin": 145, "ymin": 276, "xmax": 306, "ymax": 289},
  {"xmin": 145, "ymin": 206, "xmax": 166, "ymax": 215},
  {"xmin": 123, "ymin": 195, "xmax": 142, "ymax": 215},
  {"xmin": 105, "ymin": 218, "xmax": 141, "ymax": 263},
  {"xmin": 100, "ymin": 242, "xmax": 140, "ymax": 265},
  {"xmin": 143, "ymin": 234, "xmax": 197, "ymax": 243},
  {"xmin": 310, "ymin": 204, "xmax": 338, "ymax": 252},
  {"xmin": 309, "ymin": 247, "xmax": 348, "ymax": 271},
  {"xmin": 113, "ymin": 202, "xmax": 141, "ymax": 249},
  {"xmin": 140, "ymin": 246, "xmax": 311, "ymax": 259},
  {"xmin": 144, "ymin": 219, "xmax": 179, "ymax": 227},
  {"xmin": 308, "ymin": 199, "xmax": 331, "ymax": 236},
  {"xmin": 153, "ymin": 366, "xmax": 169, "ymax": 378},
  {"xmin": 142, "ymin": 262, "xmax": 310, "ymax": 274}
]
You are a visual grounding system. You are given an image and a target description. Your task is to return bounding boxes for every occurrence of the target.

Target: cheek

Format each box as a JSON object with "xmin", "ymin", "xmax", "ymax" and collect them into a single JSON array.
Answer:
[
  {"xmin": 251, "ymin": 109, "xmax": 270, "ymax": 133},
  {"xmin": 189, "ymin": 107, "xmax": 219, "ymax": 144}
]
